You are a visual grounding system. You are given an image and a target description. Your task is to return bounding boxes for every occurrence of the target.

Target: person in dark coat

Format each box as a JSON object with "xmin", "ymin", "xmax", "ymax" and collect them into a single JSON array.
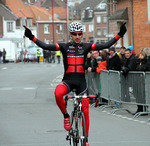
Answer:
[
  {"xmin": 107, "ymin": 47, "xmax": 121, "ymax": 71},
  {"xmin": 134, "ymin": 51, "xmax": 149, "ymax": 115},
  {"xmin": 87, "ymin": 51, "xmax": 99, "ymax": 72},
  {"xmin": 0, "ymin": 49, "xmax": 2, "ymax": 64},
  {"xmin": 119, "ymin": 46, "xmax": 126, "ymax": 67},
  {"xmin": 121, "ymin": 49, "xmax": 136, "ymax": 75},
  {"xmin": 2, "ymin": 48, "xmax": 6, "ymax": 63}
]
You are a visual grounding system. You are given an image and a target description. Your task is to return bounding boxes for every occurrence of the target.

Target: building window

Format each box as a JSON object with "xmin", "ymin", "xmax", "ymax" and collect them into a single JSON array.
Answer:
[
  {"xmin": 148, "ymin": 0, "xmax": 150, "ymax": 22},
  {"xmin": 103, "ymin": 16, "xmax": 107, "ymax": 24},
  {"xmin": 7, "ymin": 22, "xmax": 14, "ymax": 32},
  {"xmin": 103, "ymin": 28, "xmax": 107, "ymax": 36},
  {"xmin": 82, "ymin": 10, "xmax": 85, "ymax": 18},
  {"xmin": 97, "ymin": 28, "xmax": 101, "ymax": 36},
  {"xmin": 89, "ymin": 24, "xmax": 93, "ymax": 32},
  {"xmin": 57, "ymin": 24, "xmax": 63, "ymax": 33},
  {"xmin": 97, "ymin": 16, "xmax": 101, "ymax": 24},
  {"xmin": 88, "ymin": 10, "xmax": 93, "ymax": 18},
  {"xmin": 44, "ymin": 24, "xmax": 49, "ymax": 34},
  {"xmin": 27, "ymin": 19, "xmax": 32, "ymax": 27},
  {"xmin": 21, "ymin": 19, "xmax": 25, "ymax": 27}
]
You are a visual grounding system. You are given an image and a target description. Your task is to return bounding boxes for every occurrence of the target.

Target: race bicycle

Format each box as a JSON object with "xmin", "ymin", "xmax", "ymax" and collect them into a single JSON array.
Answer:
[{"xmin": 65, "ymin": 92, "xmax": 96, "ymax": 146}]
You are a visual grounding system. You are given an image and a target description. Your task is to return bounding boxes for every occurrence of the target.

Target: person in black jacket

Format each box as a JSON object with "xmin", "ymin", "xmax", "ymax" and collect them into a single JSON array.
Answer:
[
  {"xmin": 87, "ymin": 51, "xmax": 99, "ymax": 72},
  {"xmin": 0, "ymin": 49, "xmax": 2, "ymax": 64},
  {"xmin": 119, "ymin": 46, "xmax": 126, "ymax": 67},
  {"xmin": 121, "ymin": 49, "xmax": 136, "ymax": 75},
  {"xmin": 134, "ymin": 51, "xmax": 149, "ymax": 115},
  {"xmin": 107, "ymin": 47, "xmax": 121, "ymax": 71}
]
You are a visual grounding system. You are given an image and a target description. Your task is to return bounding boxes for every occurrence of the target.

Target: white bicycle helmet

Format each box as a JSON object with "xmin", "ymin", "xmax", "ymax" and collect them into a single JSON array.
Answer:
[{"xmin": 69, "ymin": 22, "xmax": 84, "ymax": 32}]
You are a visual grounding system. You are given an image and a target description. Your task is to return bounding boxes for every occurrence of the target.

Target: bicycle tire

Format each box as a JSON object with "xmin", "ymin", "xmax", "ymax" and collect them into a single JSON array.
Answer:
[
  {"xmin": 70, "ymin": 111, "xmax": 87, "ymax": 146},
  {"xmin": 70, "ymin": 111, "xmax": 77, "ymax": 146},
  {"xmin": 78, "ymin": 111, "xmax": 87, "ymax": 146}
]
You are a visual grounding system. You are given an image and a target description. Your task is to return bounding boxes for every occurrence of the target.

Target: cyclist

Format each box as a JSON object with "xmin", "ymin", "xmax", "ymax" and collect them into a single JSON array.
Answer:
[{"xmin": 24, "ymin": 22, "xmax": 126, "ymax": 146}]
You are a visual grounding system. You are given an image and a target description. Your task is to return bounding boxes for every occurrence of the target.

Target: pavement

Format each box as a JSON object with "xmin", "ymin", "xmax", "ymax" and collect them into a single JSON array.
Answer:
[{"xmin": 0, "ymin": 62, "xmax": 150, "ymax": 146}]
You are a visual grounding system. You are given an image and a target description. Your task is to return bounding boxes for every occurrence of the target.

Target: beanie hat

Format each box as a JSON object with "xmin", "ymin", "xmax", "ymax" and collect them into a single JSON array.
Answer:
[
  {"xmin": 96, "ymin": 56, "xmax": 102, "ymax": 61},
  {"xmin": 116, "ymin": 44, "xmax": 121, "ymax": 48},
  {"xmin": 127, "ymin": 46, "xmax": 133, "ymax": 51}
]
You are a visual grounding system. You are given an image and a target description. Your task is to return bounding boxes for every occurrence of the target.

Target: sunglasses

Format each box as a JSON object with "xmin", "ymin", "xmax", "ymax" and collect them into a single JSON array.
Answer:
[{"xmin": 71, "ymin": 32, "xmax": 83, "ymax": 36}]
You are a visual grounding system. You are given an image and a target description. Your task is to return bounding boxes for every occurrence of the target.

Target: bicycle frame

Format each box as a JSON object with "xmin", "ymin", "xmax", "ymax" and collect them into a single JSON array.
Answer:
[{"xmin": 65, "ymin": 94, "xmax": 95, "ymax": 146}]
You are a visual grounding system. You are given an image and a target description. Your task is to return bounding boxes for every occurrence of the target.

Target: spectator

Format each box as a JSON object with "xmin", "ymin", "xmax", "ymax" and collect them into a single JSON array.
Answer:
[
  {"xmin": 134, "ymin": 51, "xmax": 149, "ymax": 115},
  {"xmin": 24, "ymin": 49, "xmax": 28, "ymax": 62},
  {"xmin": 147, "ymin": 49, "xmax": 150, "ymax": 70},
  {"xmin": 0, "ymin": 49, "xmax": 2, "ymax": 64},
  {"xmin": 36, "ymin": 49, "xmax": 41, "ymax": 63},
  {"xmin": 47, "ymin": 51, "xmax": 51, "ymax": 63},
  {"xmin": 96, "ymin": 56, "xmax": 107, "ymax": 75},
  {"xmin": 50, "ymin": 51, "xmax": 56, "ymax": 63},
  {"xmin": 20, "ymin": 49, "xmax": 24, "ymax": 62},
  {"xmin": 107, "ymin": 47, "xmax": 121, "ymax": 71},
  {"xmin": 127, "ymin": 46, "xmax": 136, "ymax": 56},
  {"xmin": 100, "ymin": 50, "xmax": 109, "ymax": 69},
  {"xmin": 85, "ymin": 52, "xmax": 92, "ymax": 71},
  {"xmin": 115, "ymin": 44, "xmax": 121, "ymax": 55},
  {"xmin": 121, "ymin": 49, "xmax": 136, "ymax": 75},
  {"xmin": 87, "ymin": 51, "xmax": 99, "ymax": 72},
  {"xmin": 2, "ymin": 48, "xmax": 6, "ymax": 63},
  {"xmin": 96, "ymin": 55, "xmax": 108, "ymax": 106},
  {"xmin": 43, "ymin": 50, "xmax": 47, "ymax": 63},
  {"xmin": 56, "ymin": 50, "xmax": 61, "ymax": 64},
  {"xmin": 119, "ymin": 46, "xmax": 126, "ymax": 67}
]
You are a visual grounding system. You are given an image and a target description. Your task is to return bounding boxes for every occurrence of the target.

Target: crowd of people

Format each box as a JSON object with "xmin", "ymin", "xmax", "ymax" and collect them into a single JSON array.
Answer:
[
  {"xmin": 20, "ymin": 49, "xmax": 61, "ymax": 64},
  {"xmin": 43, "ymin": 50, "xmax": 61, "ymax": 64},
  {"xmin": 85, "ymin": 45, "xmax": 150, "ymax": 115},
  {"xmin": 85, "ymin": 45, "xmax": 150, "ymax": 75}
]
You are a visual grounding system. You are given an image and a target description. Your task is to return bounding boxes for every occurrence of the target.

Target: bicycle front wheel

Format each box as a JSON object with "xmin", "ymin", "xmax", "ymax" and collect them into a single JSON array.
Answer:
[
  {"xmin": 71, "ymin": 111, "xmax": 87, "ymax": 146},
  {"xmin": 78, "ymin": 111, "xmax": 87, "ymax": 146}
]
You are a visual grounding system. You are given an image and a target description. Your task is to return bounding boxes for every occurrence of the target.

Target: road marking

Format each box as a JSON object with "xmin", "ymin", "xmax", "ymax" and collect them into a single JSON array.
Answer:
[
  {"xmin": 2, "ymin": 67, "xmax": 7, "ymax": 70},
  {"xmin": 97, "ymin": 108, "xmax": 150, "ymax": 125},
  {"xmin": 24, "ymin": 88, "xmax": 36, "ymax": 90},
  {"xmin": 0, "ymin": 88, "xmax": 12, "ymax": 90}
]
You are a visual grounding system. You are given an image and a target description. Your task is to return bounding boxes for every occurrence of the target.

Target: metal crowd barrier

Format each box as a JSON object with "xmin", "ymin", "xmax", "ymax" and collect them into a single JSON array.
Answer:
[{"xmin": 86, "ymin": 70, "xmax": 150, "ymax": 119}]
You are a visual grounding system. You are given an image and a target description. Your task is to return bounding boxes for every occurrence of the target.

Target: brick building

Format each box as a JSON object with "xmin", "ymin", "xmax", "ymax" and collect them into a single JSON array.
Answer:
[
  {"xmin": 108, "ymin": 0, "xmax": 150, "ymax": 54},
  {"xmin": 77, "ymin": 0, "xmax": 107, "ymax": 43}
]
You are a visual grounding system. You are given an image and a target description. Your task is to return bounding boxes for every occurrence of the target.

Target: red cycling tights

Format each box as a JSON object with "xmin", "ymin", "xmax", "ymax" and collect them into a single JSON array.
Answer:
[{"xmin": 54, "ymin": 83, "xmax": 89, "ymax": 136}]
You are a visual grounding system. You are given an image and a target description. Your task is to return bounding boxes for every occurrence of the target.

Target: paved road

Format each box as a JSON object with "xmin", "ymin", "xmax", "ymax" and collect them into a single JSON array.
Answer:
[{"xmin": 0, "ymin": 62, "xmax": 150, "ymax": 146}]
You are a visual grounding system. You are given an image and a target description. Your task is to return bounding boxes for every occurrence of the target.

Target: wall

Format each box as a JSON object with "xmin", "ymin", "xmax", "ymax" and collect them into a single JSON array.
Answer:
[
  {"xmin": 37, "ymin": 23, "xmax": 67, "ymax": 44},
  {"xmin": 131, "ymin": 0, "xmax": 150, "ymax": 53}
]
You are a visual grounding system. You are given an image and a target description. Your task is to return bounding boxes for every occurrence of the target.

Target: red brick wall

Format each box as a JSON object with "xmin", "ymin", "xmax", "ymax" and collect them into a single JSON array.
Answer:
[
  {"xmin": 109, "ymin": 0, "xmax": 150, "ymax": 54},
  {"xmin": 83, "ymin": 24, "xmax": 93, "ymax": 42},
  {"xmin": 94, "ymin": 13, "xmax": 107, "ymax": 38},
  {"xmin": 38, "ymin": 23, "xmax": 67, "ymax": 44},
  {"xmin": 131, "ymin": 0, "xmax": 150, "ymax": 54}
]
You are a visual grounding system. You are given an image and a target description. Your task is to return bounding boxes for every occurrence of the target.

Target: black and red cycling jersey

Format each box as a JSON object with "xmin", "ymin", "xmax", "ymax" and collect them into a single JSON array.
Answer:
[{"xmin": 32, "ymin": 35, "xmax": 120, "ymax": 81}]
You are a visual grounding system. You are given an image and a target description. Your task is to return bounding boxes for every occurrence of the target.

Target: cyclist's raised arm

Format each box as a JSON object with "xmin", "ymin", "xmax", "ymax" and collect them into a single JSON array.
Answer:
[
  {"xmin": 91, "ymin": 23, "xmax": 127, "ymax": 51},
  {"xmin": 24, "ymin": 26, "xmax": 60, "ymax": 51}
]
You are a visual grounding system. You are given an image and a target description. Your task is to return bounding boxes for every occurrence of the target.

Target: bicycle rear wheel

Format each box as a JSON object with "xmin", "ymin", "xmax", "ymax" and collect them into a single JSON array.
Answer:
[{"xmin": 70, "ymin": 111, "xmax": 87, "ymax": 146}]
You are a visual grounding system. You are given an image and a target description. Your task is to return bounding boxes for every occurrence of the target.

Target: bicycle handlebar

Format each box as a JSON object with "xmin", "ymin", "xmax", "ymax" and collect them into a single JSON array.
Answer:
[{"xmin": 66, "ymin": 95, "xmax": 96, "ymax": 100}]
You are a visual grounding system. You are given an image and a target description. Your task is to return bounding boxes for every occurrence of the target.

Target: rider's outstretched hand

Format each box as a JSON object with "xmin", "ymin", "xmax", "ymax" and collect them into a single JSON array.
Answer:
[
  {"xmin": 24, "ymin": 25, "xmax": 34, "ymax": 40},
  {"xmin": 118, "ymin": 23, "xmax": 127, "ymax": 37}
]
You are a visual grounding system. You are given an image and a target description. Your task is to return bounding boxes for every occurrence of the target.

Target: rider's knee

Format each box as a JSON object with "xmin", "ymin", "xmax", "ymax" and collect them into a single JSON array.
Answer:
[{"xmin": 54, "ymin": 84, "xmax": 68, "ymax": 100}]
